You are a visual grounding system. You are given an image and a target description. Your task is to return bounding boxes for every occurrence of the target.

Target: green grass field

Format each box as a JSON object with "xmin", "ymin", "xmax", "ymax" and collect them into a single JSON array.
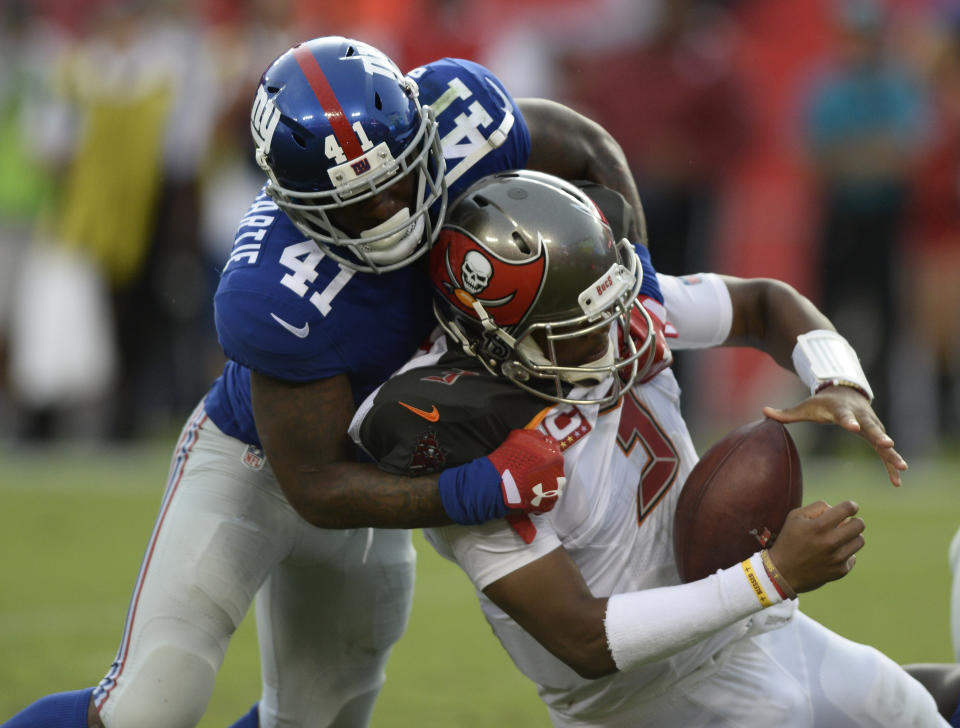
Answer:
[{"xmin": 1, "ymin": 438, "xmax": 957, "ymax": 726}]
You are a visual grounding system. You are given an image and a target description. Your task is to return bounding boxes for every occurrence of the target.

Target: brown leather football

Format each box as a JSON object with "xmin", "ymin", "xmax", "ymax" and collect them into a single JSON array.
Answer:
[{"xmin": 674, "ymin": 418, "xmax": 803, "ymax": 583}]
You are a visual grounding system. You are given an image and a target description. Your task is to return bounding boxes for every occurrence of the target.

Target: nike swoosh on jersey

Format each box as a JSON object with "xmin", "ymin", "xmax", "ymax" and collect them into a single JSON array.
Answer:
[
  {"xmin": 270, "ymin": 313, "xmax": 310, "ymax": 338},
  {"xmin": 398, "ymin": 401, "xmax": 440, "ymax": 422}
]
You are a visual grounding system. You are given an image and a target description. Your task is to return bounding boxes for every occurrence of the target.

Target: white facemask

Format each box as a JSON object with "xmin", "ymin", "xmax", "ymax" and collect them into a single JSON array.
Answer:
[{"xmin": 356, "ymin": 208, "xmax": 426, "ymax": 266}]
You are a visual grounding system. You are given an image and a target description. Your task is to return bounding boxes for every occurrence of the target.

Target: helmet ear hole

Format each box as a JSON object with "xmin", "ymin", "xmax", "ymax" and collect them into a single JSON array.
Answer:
[{"xmin": 511, "ymin": 232, "xmax": 531, "ymax": 254}]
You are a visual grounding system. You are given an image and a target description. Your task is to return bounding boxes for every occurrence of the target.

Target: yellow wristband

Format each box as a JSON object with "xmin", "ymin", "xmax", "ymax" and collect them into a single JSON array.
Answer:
[{"xmin": 741, "ymin": 558, "xmax": 773, "ymax": 607}]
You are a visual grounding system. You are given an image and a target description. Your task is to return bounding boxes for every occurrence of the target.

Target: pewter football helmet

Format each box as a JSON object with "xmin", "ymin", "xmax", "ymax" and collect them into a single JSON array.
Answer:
[{"xmin": 429, "ymin": 170, "xmax": 657, "ymax": 405}]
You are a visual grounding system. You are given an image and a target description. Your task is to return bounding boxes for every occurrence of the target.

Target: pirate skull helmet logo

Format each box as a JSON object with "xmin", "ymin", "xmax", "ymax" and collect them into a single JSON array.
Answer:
[{"xmin": 461, "ymin": 250, "xmax": 493, "ymax": 294}]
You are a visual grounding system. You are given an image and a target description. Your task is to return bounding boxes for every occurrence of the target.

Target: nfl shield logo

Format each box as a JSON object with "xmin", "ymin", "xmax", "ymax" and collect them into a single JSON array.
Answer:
[{"xmin": 241, "ymin": 445, "xmax": 266, "ymax": 471}]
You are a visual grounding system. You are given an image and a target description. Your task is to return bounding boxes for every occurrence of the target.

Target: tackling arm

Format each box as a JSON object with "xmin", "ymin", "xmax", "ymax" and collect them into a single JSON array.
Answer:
[
  {"xmin": 517, "ymin": 98, "xmax": 647, "ymax": 246},
  {"xmin": 252, "ymin": 371, "xmax": 566, "ymax": 529},
  {"xmin": 252, "ymin": 371, "xmax": 451, "ymax": 528}
]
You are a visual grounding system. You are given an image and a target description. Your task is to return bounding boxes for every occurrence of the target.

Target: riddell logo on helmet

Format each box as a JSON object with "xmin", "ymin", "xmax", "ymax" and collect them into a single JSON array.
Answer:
[{"xmin": 596, "ymin": 275, "xmax": 613, "ymax": 297}]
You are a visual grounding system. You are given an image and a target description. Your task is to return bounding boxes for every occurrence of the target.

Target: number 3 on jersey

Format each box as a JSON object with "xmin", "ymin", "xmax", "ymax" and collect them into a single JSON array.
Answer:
[
  {"xmin": 616, "ymin": 390, "xmax": 680, "ymax": 525},
  {"xmin": 279, "ymin": 240, "xmax": 355, "ymax": 316}
]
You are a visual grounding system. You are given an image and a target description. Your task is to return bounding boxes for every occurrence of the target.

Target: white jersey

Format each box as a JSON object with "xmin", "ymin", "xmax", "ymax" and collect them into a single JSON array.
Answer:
[{"xmin": 418, "ymin": 274, "xmax": 785, "ymax": 721}]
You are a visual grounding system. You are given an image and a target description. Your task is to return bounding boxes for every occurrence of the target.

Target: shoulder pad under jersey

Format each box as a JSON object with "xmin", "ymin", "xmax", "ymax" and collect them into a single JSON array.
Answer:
[
  {"xmin": 407, "ymin": 58, "xmax": 531, "ymax": 200},
  {"xmin": 358, "ymin": 349, "xmax": 548, "ymax": 475}
]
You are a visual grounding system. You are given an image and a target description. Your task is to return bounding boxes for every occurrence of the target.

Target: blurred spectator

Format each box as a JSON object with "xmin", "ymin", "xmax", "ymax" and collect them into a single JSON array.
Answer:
[
  {"xmin": 8, "ymin": 0, "xmax": 220, "ymax": 440},
  {"xmin": 898, "ymin": 12, "xmax": 960, "ymax": 451},
  {"xmin": 198, "ymin": 0, "xmax": 296, "ymax": 383},
  {"xmin": 560, "ymin": 0, "xmax": 750, "ymax": 421},
  {"xmin": 803, "ymin": 0, "xmax": 929, "ymax": 430},
  {"xmin": 0, "ymin": 3, "xmax": 83, "ymax": 437},
  {"xmin": 561, "ymin": 0, "xmax": 750, "ymax": 276}
]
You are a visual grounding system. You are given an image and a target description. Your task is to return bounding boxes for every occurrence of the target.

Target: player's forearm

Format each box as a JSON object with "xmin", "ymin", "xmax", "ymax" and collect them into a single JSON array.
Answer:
[
  {"xmin": 604, "ymin": 552, "xmax": 786, "ymax": 672},
  {"xmin": 282, "ymin": 461, "xmax": 452, "ymax": 528},
  {"xmin": 723, "ymin": 277, "xmax": 833, "ymax": 370},
  {"xmin": 506, "ymin": 552, "xmax": 785, "ymax": 679},
  {"xmin": 578, "ymin": 135, "xmax": 645, "ymax": 245}
]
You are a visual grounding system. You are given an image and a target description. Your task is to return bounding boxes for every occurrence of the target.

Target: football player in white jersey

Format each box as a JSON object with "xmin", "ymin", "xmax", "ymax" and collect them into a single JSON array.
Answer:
[
  {"xmin": 2, "ymin": 38, "xmax": 666, "ymax": 728},
  {"xmin": 350, "ymin": 170, "xmax": 957, "ymax": 726}
]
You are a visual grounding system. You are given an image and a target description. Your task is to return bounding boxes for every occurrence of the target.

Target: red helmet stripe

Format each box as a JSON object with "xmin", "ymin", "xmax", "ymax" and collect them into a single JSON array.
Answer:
[{"xmin": 292, "ymin": 45, "xmax": 364, "ymax": 160}]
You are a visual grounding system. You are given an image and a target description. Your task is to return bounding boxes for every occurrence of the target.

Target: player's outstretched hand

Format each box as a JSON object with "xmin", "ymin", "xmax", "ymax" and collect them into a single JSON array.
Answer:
[
  {"xmin": 767, "ymin": 500, "xmax": 865, "ymax": 594},
  {"xmin": 762, "ymin": 385, "xmax": 908, "ymax": 486}
]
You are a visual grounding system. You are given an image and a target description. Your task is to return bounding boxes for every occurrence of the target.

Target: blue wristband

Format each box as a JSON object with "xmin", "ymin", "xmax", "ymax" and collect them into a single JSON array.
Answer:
[
  {"xmin": 633, "ymin": 243, "xmax": 663, "ymax": 304},
  {"xmin": 437, "ymin": 456, "xmax": 509, "ymax": 525}
]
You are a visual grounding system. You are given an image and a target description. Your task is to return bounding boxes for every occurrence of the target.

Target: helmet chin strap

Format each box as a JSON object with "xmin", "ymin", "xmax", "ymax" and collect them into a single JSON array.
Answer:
[
  {"xmin": 354, "ymin": 209, "xmax": 426, "ymax": 265},
  {"xmin": 352, "ymin": 162, "xmax": 430, "ymax": 266}
]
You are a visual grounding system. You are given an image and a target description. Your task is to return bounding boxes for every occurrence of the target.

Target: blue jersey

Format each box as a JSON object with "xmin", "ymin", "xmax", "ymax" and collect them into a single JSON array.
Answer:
[{"xmin": 204, "ymin": 58, "xmax": 532, "ymax": 446}]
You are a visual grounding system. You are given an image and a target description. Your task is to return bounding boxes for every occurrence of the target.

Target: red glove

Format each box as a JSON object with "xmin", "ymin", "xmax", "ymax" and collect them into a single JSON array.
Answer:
[
  {"xmin": 621, "ymin": 295, "xmax": 674, "ymax": 384},
  {"xmin": 488, "ymin": 429, "xmax": 566, "ymax": 544}
]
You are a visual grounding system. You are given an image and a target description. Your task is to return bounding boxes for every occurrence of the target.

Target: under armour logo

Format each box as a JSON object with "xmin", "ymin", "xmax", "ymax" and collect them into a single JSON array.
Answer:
[{"xmin": 530, "ymin": 477, "xmax": 566, "ymax": 508}]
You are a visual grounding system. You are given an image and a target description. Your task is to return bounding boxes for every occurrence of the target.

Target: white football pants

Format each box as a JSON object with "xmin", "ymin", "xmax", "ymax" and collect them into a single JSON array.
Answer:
[
  {"xmin": 549, "ymin": 612, "xmax": 946, "ymax": 727},
  {"xmin": 950, "ymin": 526, "xmax": 960, "ymax": 662},
  {"xmin": 92, "ymin": 403, "xmax": 416, "ymax": 728}
]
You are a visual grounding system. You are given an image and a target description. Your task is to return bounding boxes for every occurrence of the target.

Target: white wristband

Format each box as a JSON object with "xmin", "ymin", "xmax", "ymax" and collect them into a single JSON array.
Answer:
[
  {"xmin": 604, "ymin": 552, "xmax": 780, "ymax": 672},
  {"xmin": 791, "ymin": 330, "xmax": 874, "ymax": 401}
]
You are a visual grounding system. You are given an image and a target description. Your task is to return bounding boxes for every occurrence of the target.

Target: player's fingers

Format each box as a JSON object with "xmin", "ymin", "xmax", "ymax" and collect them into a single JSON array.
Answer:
[
  {"xmin": 762, "ymin": 403, "xmax": 829, "ymax": 424},
  {"xmin": 817, "ymin": 500, "xmax": 860, "ymax": 529},
  {"xmin": 877, "ymin": 446, "xmax": 907, "ymax": 487},
  {"xmin": 761, "ymin": 405, "xmax": 792, "ymax": 422},
  {"xmin": 831, "ymin": 515, "xmax": 866, "ymax": 544},
  {"xmin": 858, "ymin": 417, "xmax": 894, "ymax": 449},
  {"xmin": 834, "ymin": 533, "xmax": 867, "ymax": 561},
  {"xmin": 831, "ymin": 538, "xmax": 864, "ymax": 578},
  {"xmin": 832, "ymin": 405, "xmax": 862, "ymax": 433},
  {"xmin": 876, "ymin": 441, "xmax": 907, "ymax": 466},
  {"xmin": 885, "ymin": 463, "xmax": 902, "ymax": 487},
  {"xmin": 795, "ymin": 499, "xmax": 831, "ymax": 519}
]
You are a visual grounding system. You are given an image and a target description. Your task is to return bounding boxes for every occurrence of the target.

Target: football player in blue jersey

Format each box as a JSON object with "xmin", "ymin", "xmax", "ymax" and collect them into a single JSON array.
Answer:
[{"xmin": 2, "ymin": 36, "xmax": 667, "ymax": 728}]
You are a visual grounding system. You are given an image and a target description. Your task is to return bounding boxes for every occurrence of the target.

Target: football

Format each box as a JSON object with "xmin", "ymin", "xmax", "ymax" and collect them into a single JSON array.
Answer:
[{"xmin": 673, "ymin": 418, "xmax": 803, "ymax": 583}]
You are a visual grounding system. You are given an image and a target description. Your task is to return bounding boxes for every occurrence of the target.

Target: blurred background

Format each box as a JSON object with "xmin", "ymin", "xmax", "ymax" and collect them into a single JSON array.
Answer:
[
  {"xmin": 1, "ymin": 0, "xmax": 959, "ymax": 724},
  {"xmin": 1, "ymin": 0, "xmax": 958, "ymax": 455}
]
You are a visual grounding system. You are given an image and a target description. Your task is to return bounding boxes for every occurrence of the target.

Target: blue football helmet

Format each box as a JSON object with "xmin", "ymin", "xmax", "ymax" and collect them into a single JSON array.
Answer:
[{"xmin": 250, "ymin": 36, "xmax": 447, "ymax": 273}]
